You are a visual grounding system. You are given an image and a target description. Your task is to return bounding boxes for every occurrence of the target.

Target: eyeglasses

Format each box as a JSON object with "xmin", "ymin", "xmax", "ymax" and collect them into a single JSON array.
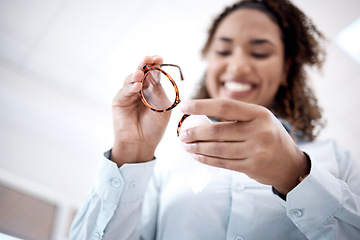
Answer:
[{"xmin": 139, "ymin": 64, "xmax": 190, "ymax": 136}]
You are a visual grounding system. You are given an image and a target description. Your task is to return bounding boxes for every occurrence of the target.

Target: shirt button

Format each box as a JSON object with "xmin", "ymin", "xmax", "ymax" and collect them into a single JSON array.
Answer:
[
  {"xmin": 290, "ymin": 209, "xmax": 303, "ymax": 218},
  {"xmin": 235, "ymin": 183, "xmax": 245, "ymax": 192},
  {"xmin": 111, "ymin": 178, "xmax": 121, "ymax": 187},
  {"xmin": 129, "ymin": 181, "xmax": 137, "ymax": 190},
  {"xmin": 235, "ymin": 236, "xmax": 243, "ymax": 240},
  {"xmin": 94, "ymin": 232, "xmax": 101, "ymax": 240}
]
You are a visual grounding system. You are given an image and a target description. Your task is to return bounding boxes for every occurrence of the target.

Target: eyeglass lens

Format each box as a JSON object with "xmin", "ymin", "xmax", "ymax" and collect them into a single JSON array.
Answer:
[
  {"xmin": 141, "ymin": 64, "xmax": 189, "ymax": 136},
  {"xmin": 142, "ymin": 66, "xmax": 180, "ymax": 110}
]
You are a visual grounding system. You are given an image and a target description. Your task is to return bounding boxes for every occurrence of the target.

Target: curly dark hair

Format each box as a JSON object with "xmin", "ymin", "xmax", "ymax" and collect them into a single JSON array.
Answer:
[{"xmin": 194, "ymin": 0, "xmax": 326, "ymax": 141}]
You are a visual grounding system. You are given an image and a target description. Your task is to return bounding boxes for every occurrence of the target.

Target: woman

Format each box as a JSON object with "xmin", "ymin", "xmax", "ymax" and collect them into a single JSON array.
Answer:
[{"xmin": 70, "ymin": 0, "xmax": 360, "ymax": 239}]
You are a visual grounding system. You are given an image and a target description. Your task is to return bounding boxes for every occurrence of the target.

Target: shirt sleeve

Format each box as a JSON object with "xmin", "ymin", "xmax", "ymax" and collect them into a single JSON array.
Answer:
[
  {"xmin": 69, "ymin": 153, "xmax": 156, "ymax": 240},
  {"xmin": 283, "ymin": 140, "xmax": 360, "ymax": 239}
]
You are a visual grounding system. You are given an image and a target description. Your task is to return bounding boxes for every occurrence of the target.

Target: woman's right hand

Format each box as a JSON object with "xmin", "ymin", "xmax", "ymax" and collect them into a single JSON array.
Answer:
[{"xmin": 111, "ymin": 56, "xmax": 171, "ymax": 167}]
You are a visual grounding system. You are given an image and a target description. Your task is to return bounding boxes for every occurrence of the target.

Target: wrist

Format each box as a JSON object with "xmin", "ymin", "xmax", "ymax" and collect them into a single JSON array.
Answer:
[
  {"xmin": 111, "ymin": 141, "xmax": 155, "ymax": 167},
  {"xmin": 274, "ymin": 151, "xmax": 311, "ymax": 196}
]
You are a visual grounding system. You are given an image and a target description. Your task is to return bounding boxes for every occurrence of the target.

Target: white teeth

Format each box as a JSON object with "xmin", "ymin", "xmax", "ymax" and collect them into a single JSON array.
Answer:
[{"xmin": 224, "ymin": 82, "xmax": 251, "ymax": 92}]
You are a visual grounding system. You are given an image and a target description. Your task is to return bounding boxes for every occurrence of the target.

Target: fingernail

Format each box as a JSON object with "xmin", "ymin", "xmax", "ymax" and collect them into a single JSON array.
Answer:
[
  {"xmin": 178, "ymin": 101, "xmax": 188, "ymax": 113},
  {"xmin": 179, "ymin": 131, "xmax": 186, "ymax": 141}
]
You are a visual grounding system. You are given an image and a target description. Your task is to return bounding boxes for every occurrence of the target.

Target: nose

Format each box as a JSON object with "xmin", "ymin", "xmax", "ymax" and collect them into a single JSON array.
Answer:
[{"xmin": 227, "ymin": 48, "xmax": 251, "ymax": 75}]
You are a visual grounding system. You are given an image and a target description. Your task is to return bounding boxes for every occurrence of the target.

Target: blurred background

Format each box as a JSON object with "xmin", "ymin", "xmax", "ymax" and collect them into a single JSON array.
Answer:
[{"xmin": 0, "ymin": 0, "xmax": 359, "ymax": 239}]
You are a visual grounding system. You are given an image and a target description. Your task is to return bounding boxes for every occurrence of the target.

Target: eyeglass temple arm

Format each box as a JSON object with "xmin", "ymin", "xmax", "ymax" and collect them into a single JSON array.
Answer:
[{"xmin": 160, "ymin": 64, "xmax": 184, "ymax": 80}]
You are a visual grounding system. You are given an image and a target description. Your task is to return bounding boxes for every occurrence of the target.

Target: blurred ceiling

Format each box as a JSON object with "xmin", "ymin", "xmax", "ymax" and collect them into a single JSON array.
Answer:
[{"xmin": 0, "ymin": 0, "xmax": 360, "ymax": 208}]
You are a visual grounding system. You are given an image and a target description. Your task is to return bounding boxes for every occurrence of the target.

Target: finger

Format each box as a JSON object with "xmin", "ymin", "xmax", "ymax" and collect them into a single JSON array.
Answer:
[
  {"xmin": 153, "ymin": 55, "xmax": 163, "ymax": 66},
  {"xmin": 125, "ymin": 70, "xmax": 145, "ymax": 92},
  {"xmin": 113, "ymin": 71, "xmax": 144, "ymax": 107},
  {"xmin": 184, "ymin": 141, "xmax": 248, "ymax": 160},
  {"xmin": 192, "ymin": 153, "xmax": 248, "ymax": 171},
  {"xmin": 137, "ymin": 55, "xmax": 164, "ymax": 70},
  {"xmin": 137, "ymin": 56, "xmax": 155, "ymax": 70},
  {"xmin": 114, "ymin": 55, "xmax": 164, "ymax": 108},
  {"xmin": 123, "ymin": 69, "xmax": 143, "ymax": 85},
  {"xmin": 179, "ymin": 121, "xmax": 251, "ymax": 143},
  {"xmin": 179, "ymin": 99, "xmax": 262, "ymax": 122}
]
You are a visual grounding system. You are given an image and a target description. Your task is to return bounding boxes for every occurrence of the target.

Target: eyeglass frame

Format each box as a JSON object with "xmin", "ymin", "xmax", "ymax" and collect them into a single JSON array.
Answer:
[{"xmin": 139, "ymin": 63, "xmax": 190, "ymax": 136}]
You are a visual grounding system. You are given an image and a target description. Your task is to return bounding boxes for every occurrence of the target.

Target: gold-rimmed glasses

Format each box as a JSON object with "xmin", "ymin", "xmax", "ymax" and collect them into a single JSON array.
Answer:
[{"xmin": 139, "ymin": 64, "xmax": 190, "ymax": 136}]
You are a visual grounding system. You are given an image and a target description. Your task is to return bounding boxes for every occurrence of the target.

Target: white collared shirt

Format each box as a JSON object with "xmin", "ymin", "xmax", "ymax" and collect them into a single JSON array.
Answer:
[{"xmin": 69, "ymin": 139, "xmax": 360, "ymax": 240}]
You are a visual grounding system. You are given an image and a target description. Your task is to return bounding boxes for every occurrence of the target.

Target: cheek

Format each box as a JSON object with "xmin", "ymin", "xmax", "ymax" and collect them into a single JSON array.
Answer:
[
  {"xmin": 205, "ymin": 68, "xmax": 218, "ymax": 98},
  {"xmin": 258, "ymin": 63, "xmax": 286, "ymax": 105},
  {"xmin": 260, "ymin": 56, "xmax": 286, "ymax": 85},
  {"xmin": 206, "ymin": 56, "xmax": 224, "ymax": 82},
  {"xmin": 203, "ymin": 56, "xmax": 216, "ymax": 96}
]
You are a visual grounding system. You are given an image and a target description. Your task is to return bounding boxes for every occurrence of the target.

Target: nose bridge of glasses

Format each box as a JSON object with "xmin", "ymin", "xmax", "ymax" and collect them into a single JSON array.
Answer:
[
  {"xmin": 142, "ymin": 64, "xmax": 160, "ymax": 71},
  {"xmin": 142, "ymin": 64, "xmax": 150, "ymax": 71}
]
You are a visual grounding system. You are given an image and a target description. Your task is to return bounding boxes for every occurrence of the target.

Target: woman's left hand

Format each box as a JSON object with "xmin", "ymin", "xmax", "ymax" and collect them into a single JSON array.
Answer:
[{"xmin": 179, "ymin": 99, "xmax": 310, "ymax": 195}]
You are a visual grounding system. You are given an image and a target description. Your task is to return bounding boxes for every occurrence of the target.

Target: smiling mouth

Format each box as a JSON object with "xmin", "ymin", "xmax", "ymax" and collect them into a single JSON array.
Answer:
[{"xmin": 223, "ymin": 81, "xmax": 253, "ymax": 93}]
